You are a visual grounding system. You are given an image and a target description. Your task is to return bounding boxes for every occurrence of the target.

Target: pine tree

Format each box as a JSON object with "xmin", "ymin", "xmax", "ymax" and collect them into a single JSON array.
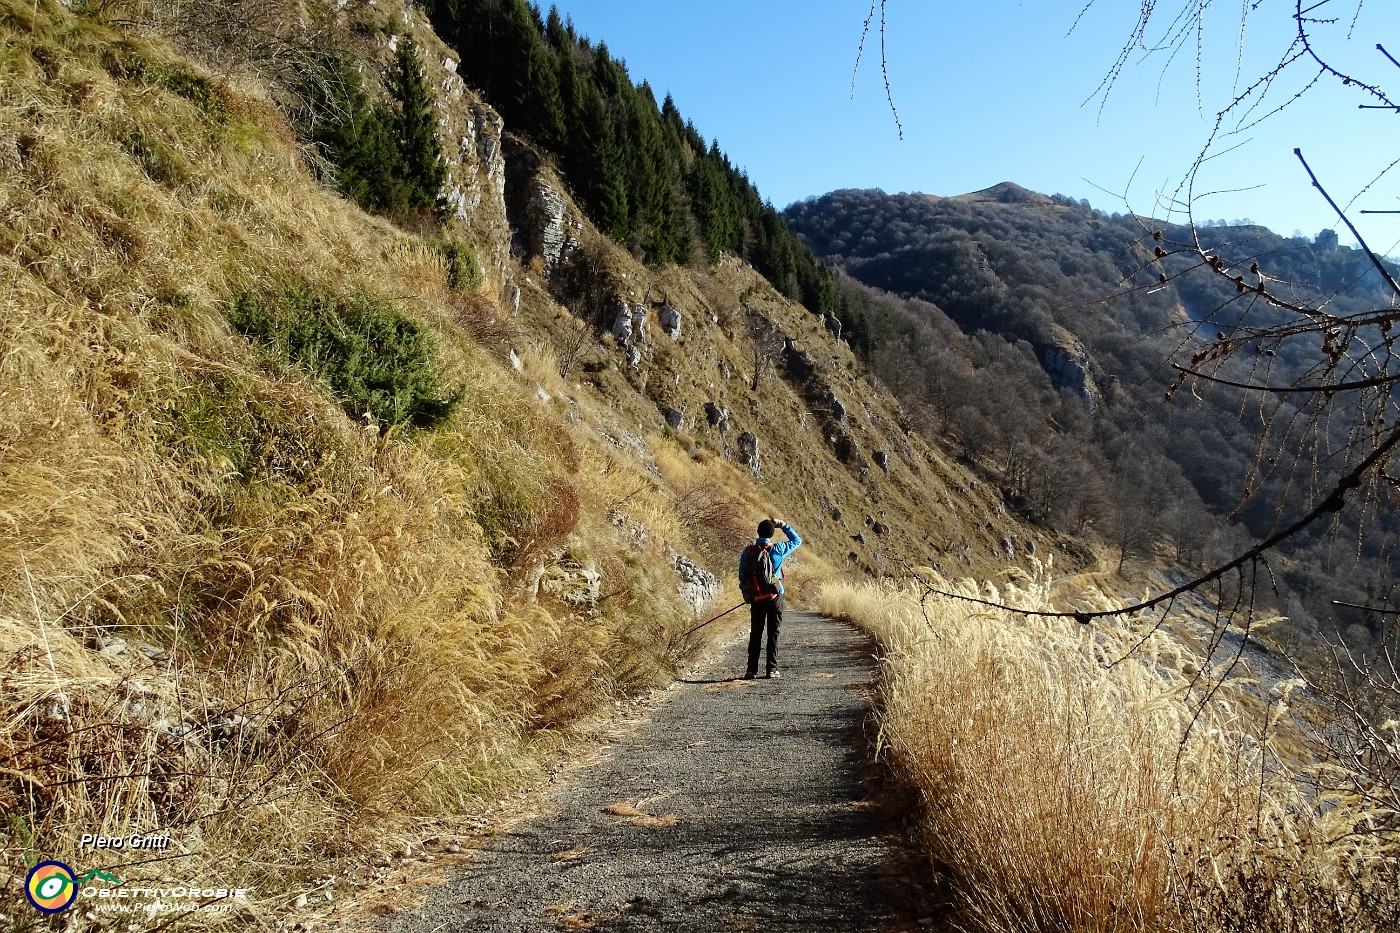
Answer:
[
  {"xmin": 392, "ymin": 37, "xmax": 447, "ymax": 214},
  {"xmin": 314, "ymin": 60, "xmax": 407, "ymax": 215}
]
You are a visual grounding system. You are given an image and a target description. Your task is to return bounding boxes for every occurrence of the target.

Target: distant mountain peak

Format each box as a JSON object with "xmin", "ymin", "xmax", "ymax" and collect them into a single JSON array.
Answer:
[{"xmin": 956, "ymin": 182, "xmax": 1052, "ymax": 206}]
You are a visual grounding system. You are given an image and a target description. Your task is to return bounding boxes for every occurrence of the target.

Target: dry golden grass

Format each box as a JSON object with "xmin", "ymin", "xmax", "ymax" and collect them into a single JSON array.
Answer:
[
  {"xmin": 823, "ymin": 568, "xmax": 1399, "ymax": 932},
  {"xmin": 0, "ymin": 3, "xmax": 725, "ymax": 922}
]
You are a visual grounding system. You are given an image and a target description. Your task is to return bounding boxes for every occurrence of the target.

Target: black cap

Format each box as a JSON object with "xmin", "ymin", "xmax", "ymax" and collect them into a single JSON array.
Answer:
[{"xmin": 757, "ymin": 519, "xmax": 776, "ymax": 539}]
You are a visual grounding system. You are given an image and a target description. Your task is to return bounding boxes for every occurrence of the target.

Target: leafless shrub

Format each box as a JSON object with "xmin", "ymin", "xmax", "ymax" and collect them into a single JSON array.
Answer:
[
  {"xmin": 94, "ymin": 0, "xmax": 352, "ymax": 133},
  {"xmin": 744, "ymin": 305, "xmax": 787, "ymax": 391},
  {"xmin": 553, "ymin": 314, "xmax": 596, "ymax": 379},
  {"xmin": 672, "ymin": 477, "xmax": 751, "ymax": 568}
]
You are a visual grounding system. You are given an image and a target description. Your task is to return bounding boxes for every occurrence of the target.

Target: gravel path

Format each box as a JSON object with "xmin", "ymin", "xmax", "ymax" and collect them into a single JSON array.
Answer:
[{"xmin": 378, "ymin": 611, "xmax": 925, "ymax": 932}]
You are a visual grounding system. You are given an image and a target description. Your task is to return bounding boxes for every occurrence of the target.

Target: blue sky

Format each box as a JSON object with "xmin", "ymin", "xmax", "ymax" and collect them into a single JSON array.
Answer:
[{"xmin": 543, "ymin": 1, "xmax": 1398, "ymax": 251}]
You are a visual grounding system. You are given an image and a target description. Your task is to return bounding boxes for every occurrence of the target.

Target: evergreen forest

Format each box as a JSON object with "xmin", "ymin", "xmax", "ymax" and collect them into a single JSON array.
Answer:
[{"xmin": 416, "ymin": 0, "xmax": 869, "ymax": 347}]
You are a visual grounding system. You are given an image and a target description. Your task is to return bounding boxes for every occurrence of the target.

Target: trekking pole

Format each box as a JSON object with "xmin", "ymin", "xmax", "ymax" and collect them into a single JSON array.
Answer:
[{"xmin": 681, "ymin": 601, "xmax": 746, "ymax": 638}]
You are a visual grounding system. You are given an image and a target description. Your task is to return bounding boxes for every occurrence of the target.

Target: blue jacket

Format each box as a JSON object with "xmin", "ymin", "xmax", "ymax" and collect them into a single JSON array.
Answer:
[{"xmin": 738, "ymin": 524, "xmax": 802, "ymax": 600}]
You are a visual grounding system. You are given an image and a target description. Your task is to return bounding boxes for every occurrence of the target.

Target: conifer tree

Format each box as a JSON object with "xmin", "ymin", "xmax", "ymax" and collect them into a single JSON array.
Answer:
[
  {"xmin": 315, "ymin": 63, "xmax": 405, "ymax": 215},
  {"xmin": 498, "ymin": 1, "xmax": 565, "ymax": 150},
  {"xmin": 392, "ymin": 37, "xmax": 447, "ymax": 214}
]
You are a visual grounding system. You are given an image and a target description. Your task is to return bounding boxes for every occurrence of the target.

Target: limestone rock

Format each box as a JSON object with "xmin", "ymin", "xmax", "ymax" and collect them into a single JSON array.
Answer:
[
  {"xmin": 611, "ymin": 304, "xmax": 633, "ymax": 343},
  {"xmin": 1038, "ymin": 325, "xmax": 1102, "ymax": 407},
  {"xmin": 525, "ymin": 179, "xmax": 568, "ymax": 269},
  {"xmin": 738, "ymin": 432, "xmax": 761, "ymax": 476},
  {"xmin": 662, "ymin": 407, "xmax": 684, "ymax": 430},
  {"xmin": 704, "ymin": 402, "xmax": 731, "ymax": 433},
  {"xmin": 829, "ymin": 427, "xmax": 860, "ymax": 464},
  {"xmin": 659, "ymin": 305, "xmax": 682, "ymax": 341},
  {"xmin": 785, "ymin": 343, "xmax": 816, "ymax": 379},
  {"xmin": 672, "ymin": 552, "xmax": 719, "ymax": 616}
]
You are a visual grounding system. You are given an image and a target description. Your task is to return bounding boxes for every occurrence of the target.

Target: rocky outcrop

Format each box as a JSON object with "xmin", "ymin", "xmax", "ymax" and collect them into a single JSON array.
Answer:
[
  {"xmin": 503, "ymin": 142, "xmax": 581, "ymax": 275},
  {"xmin": 738, "ymin": 431, "xmax": 761, "ymax": 476},
  {"xmin": 671, "ymin": 552, "xmax": 719, "ymax": 616},
  {"xmin": 527, "ymin": 181, "xmax": 568, "ymax": 265},
  {"xmin": 829, "ymin": 426, "xmax": 861, "ymax": 465},
  {"xmin": 612, "ymin": 302, "xmax": 647, "ymax": 345},
  {"xmin": 659, "ymin": 305, "xmax": 682, "ymax": 341},
  {"xmin": 785, "ymin": 342, "xmax": 816, "ymax": 379},
  {"xmin": 704, "ymin": 402, "xmax": 731, "ymax": 433},
  {"xmin": 1038, "ymin": 325, "xmax": 1102, "ymax": 407}
]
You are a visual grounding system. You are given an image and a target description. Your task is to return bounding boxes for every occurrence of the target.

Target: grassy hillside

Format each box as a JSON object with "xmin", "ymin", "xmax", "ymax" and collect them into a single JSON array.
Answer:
[{"xmin": 0, "ymin": 1, "xmax": 1045, "ymax": 925}]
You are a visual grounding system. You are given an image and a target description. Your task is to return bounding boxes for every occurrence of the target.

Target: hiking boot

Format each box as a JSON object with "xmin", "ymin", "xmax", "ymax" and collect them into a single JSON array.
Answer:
[
  {"xmin": 742, "ymin": 671, "xmax": 756, "ymax": 680},
  {"xmin": 767, "ymin": 669, "xmax": 781, "ymax": 679}
]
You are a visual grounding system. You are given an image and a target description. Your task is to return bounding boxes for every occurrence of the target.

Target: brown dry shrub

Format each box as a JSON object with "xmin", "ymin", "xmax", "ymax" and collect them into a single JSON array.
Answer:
[{"xmin": 671, "ymin": 476, "xmax": 752, "ymax": 568}]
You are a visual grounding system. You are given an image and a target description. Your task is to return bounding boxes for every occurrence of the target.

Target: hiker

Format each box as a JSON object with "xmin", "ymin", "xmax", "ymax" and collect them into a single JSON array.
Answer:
[{"xmin": 739, "ymin": 518, "xmax": 802, "ymax": 679}]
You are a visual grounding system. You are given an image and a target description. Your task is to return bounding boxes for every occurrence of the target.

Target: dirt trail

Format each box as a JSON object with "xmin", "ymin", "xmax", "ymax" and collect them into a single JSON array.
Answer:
[{"xmin": 377, "ymin": 611, "xmax": 928, "ymax": 932}]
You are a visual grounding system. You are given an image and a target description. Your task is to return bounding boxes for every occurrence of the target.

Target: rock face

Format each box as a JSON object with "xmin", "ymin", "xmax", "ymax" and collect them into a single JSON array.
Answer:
[
  {"xmin": 525, "ymin": 179, "xmax": 569, "ymax": 269},
  {"xmin": 704, "ymin": 402, "xmax": 731, "ymax": 433},
  {"xmin": 612, "ymin": 302, "xmax": 647, "ymax": 345},
  {"xmin": 662, "ymin": 407, "xmax": 684, "ymax": 430},
  {"xmin": 785, "ymin": 343, "xmax": 816, "ymax": 379},
  {"xmin": 829, "ymin": 427, "xmax": 860, "ymax": 464},
  {"xmin": 612, "ymin": 305, "xmax": 634, "ymax": 343},
  {"xmin": 873, "ymin": 450, "xmax": 890, "ymax": 474},
  {"xmin": 672, "ymin": 552, "xmax": 719, "ymax": 616},
  {"xmin": 1038, "ymin": 326, "xmax": 1101, "ymax": 407},
  {"xmin": 823, "ymin": 314, "xmax": 842, "ymax": 340},
  {"xmin": 738, "ymin": 432, "xmax": 761, "ymax": 476},
  {"xmin": 659, "ymin": 306, "xmax": 682, "ymax": 341}
]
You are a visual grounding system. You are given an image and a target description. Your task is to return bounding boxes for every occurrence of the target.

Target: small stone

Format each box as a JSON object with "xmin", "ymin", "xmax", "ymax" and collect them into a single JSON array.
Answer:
[
  {"xmin": 94, "ymin": 636, "xmax": 127, "ymax": 657},
  {"xmin": 40, "ymin": 691, "xmax": 70, "ymax": 721},
  {"xmin": 292, "ymin": 893, "xmax": 308, "ymax": 910},
  {"xmin": 135, "ymin": 642, "xmax": 171, "ymax": 663}
]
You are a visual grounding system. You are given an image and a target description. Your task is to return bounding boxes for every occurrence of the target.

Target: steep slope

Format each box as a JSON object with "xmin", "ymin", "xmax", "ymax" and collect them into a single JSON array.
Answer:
[
  {"xmin": 786, "ymin": 187, "xmax": 1399, "ymax": 656},
  {"xmin": 0, "ymin": 1, "xmax": 1045, "ymax": 924}
]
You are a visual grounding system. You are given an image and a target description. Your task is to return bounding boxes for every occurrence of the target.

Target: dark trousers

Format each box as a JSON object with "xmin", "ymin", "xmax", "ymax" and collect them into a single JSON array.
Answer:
[{"xmin": 747, "ymin": 595, "xmax": 783, "ymax": 674}]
